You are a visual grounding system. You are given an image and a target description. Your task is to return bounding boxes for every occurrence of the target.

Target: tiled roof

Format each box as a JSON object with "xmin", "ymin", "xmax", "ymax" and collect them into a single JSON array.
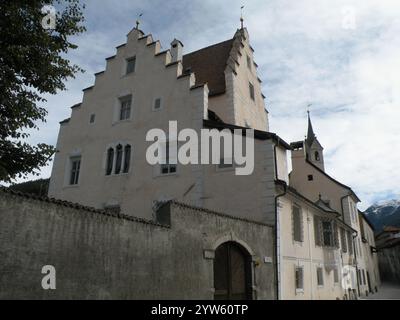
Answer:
[{"xmin": 182, "ymin": 39, "xmax": 234, "ymax": 96}]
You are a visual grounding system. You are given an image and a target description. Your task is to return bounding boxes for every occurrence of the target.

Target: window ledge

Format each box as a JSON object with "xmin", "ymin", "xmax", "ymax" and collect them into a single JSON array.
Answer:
[
  {"xmin": 112, "ymin": 119, "xmax": 132, "ymax": 126},
  {"xmin": 105, "ymin": 172, "xmax": 130, "ymax": 177},
  {"xmin": 295, "ymin": 289, "xmax": 304, "ymax": 294},
  {"xmin": 155, "ymin": 172, "xmax": 178, "ymax": 178}
]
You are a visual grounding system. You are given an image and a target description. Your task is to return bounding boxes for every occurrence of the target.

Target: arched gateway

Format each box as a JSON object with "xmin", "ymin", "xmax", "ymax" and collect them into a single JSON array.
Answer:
[{"xmin": 213, "ymin": 241, "xmax": 253, "ymax": 300}]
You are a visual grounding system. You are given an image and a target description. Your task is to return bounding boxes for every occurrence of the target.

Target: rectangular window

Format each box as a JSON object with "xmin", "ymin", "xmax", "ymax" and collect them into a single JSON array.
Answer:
[
  {"xmin": 314, "ymin": 216, "xmax": 322, "ymax": 246},
  {"xmin": 89, "ymin": 114, "xmax": 95, "ymax": 124},
  {"xmin": 249, "ymin": 82, "xmax": 255, "ymax": 101},
  {"xmin": 295, "ymin": 266, "xmax": 304, "ymax": 291},
  {"xmin": 246, "ymin": 55, "xmax": 252, "ymax": 70},
  {"xmin": 292, "ymin": 205, "xmax": 303, "ymax": 242},
  {"xmin": 340, "ymin": 228, "xmax": 348, "ymax": 253},
  {"xmin": 119, "ymin": 96, "xmax": 132, "ymax": 121},
  {"xmin": 126, "ymin": 56, "xmax": 136, "ymax": 74},
  {"xmin": 317, "ymin": 267, "xmax": 324, "ymax": 286},
  {"xmin": 334, "ymin": 268, "xmax": 339, "ymax": 283},
  {"xmin": 153, "ymin": 98, "xmax": 162, "ymax": 110},
  {"xmin": 161, "ymin": 141, "xmax": 177, "ymax": 175},
  {"xmin": 322, "ymin": 221, "xmax": 334, "ymax": 246},
  {"xmin": 69, "ymin": 156, "xmax": 81, "ymax": 185}
]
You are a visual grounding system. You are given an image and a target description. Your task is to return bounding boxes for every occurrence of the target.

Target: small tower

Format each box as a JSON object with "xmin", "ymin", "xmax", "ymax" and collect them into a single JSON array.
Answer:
[{"xmin": 305, "ymin": 111, "xmax": 325, "ymax": 171}]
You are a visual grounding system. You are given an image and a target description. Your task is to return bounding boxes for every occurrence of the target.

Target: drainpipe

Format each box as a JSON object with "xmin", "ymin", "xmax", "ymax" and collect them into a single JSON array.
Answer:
[
  {"xmin": 273, "ymin": 143, "xmax": 287, "ymax": 300},
  {"xmin": 352, "ymin": 231, "xmax": 361, "ymax": 298},
  {"xmin": 306, "ymin": 210, "xmax": 314, "ymax": 300},
  {"xmin": 274, "ymin": 182, "xmax": 286, "ymax": 300}
]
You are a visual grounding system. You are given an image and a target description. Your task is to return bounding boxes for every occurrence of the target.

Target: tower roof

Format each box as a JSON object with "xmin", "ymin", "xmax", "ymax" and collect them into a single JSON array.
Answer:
[{"xmin": 306, "ymin": 111, "xmax": 316, "ymax": 147}]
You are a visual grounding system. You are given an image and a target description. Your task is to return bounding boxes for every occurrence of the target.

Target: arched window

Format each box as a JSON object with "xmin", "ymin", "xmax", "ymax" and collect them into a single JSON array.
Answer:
[
  {"xmin": 315, "ymin": 151, "xmax": 320, "ymax": 161},
  {"xmin": 106, "ymin": 148, "xmax": 114, "ymax": 175},
  {"xmin": 115, "ymin": 144, "xmax": 123, "ymax": 174},
  {"xmin": 123, "ymin": 145, "xmax": 131, "ymax": 173}
]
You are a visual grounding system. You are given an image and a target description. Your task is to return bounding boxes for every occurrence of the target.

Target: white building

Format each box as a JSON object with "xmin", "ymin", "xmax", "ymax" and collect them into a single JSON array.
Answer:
[{"xmin": 48, "ymin": 24, "xmax": 378, "ymax": 300}]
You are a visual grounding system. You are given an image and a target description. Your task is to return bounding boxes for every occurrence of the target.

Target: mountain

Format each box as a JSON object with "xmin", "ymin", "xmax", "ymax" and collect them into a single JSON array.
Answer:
[{"xmin": 365, "ymin": 199, "xmax": 400, "ymax": 233}]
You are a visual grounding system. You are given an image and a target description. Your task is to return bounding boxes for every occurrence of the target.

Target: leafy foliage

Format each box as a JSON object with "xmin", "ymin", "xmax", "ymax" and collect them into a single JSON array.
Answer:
[{"xmin": 0, "ymin": 0, "xmax": 85, "ymax": 182}]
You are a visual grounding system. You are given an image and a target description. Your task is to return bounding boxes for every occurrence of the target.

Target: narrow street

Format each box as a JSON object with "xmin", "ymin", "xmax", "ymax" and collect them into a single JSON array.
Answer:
[{"xmin": 362, "ymin": 283, "xmax": 400, "ymax": 300}]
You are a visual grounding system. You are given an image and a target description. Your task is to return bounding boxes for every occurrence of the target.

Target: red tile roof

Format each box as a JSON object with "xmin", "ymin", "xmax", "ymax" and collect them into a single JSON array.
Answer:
[{"xmin": 182, "ymin": 39, "xmax": 234, "ymax": 96}]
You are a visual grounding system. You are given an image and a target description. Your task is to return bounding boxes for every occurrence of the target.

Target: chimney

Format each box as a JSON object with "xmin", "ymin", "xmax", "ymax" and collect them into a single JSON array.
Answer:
[{"xmin": 170, "ymin": 39, "xmax": 183, "ymax": 62}]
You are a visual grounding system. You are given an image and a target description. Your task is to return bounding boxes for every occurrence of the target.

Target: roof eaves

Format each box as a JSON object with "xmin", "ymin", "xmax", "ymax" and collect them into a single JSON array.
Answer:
[{"xmin": 305, "ymin": 158, "xmax": 361, "ymax": 202}]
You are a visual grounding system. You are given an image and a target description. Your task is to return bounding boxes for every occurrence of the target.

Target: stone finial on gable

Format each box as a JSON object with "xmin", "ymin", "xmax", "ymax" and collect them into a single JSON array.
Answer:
[{"xmin": 170, "ymin": 38, "xmax": 184, "ymax": 62}]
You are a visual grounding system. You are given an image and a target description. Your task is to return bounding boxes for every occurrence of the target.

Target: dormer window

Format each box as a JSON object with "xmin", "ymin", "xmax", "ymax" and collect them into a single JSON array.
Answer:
[
  {"xmin": 315, "ymin": 151, "xmax": 320, "ymax": 161},
  {"xmin": 126, "ymin": 56, "xmax": 136, "ymax": 74}
]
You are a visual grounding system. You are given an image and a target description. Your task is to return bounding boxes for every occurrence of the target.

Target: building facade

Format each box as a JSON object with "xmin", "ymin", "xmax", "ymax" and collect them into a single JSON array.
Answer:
[{"xmin": 47, "ymin": 25, "xmax": 379, "ymax": 299}]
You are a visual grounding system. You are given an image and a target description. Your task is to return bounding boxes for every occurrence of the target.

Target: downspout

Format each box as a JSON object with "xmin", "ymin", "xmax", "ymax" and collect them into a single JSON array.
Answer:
[
  {"xmin": 273, "ymin": 143, "xmax": 287, "ymax": 300},
  {"xmin": 341, "ymin": 193, "xmax": 360, "ymax": 298},
  {"xmin": 352, "ymin": 231, "xmax": 361, "ymax": 298},
  {"xmin": 306, "ymin": 210, "xmax": 314, "ymax": 300}
]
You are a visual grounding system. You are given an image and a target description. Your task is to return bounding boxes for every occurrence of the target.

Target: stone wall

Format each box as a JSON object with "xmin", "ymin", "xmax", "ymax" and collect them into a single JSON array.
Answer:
[
  {"xmin": 0, "ymin": 188, "xmax": 275, "ymax": 299},
  {"xmin": 378, "ymin": 245, "xmax": 400, "ymax": 284}
]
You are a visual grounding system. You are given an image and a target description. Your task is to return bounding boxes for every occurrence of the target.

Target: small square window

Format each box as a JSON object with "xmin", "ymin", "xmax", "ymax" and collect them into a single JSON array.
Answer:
[
  {"xmin": 153, "ymin": 98, "xmax": 162, "ymax": 111},
  {"xmin": 249, "ymin": 82, "xmax": 255, "ymax": 101},
  {"xmin": 126, "ymin": 56, "xmax": 136, "ymax": 74},
  {"xmin": 308, "ymin": 174, "xmax": 313, "ymax": 181},
  {"xmin": 89, "ymin": 114, "xmax": 96, "ymax": 124}
]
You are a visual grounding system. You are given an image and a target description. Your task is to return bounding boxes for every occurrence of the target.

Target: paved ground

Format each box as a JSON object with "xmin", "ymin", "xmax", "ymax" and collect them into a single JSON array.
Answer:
[{"xmin": 362, "ymin": 283, "xmax": 400, "ymax": 300}]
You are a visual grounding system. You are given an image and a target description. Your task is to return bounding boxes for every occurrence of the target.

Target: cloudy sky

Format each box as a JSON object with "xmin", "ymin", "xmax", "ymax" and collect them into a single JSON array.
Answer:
[{"xmin": 19, "ymin": 0, "xmax": 400, "ymax": 209}]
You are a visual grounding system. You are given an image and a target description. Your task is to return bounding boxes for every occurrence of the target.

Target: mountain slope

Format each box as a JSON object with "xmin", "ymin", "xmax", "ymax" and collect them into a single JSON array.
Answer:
[{"xmin": 365, "ymin": 199, "xmax": 400, "ymax": 232}]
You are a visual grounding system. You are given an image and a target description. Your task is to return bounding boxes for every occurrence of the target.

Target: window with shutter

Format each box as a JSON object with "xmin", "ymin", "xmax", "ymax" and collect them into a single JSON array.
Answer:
[
  {"xmin": 292, "ymin": 205, "xmax": 303, "ymax": 242},
  {"xmin": 340, "ymin": 228, "xmax": 348, "ymax": 253},
  {"xmin": 334, "ymin": 267, "xmax": 339, "ymax": 283},
  {"xmin": 295, "ymin": 266, "xmax": 304, "ymax": 292},
  {"xmin": 317, "ymin": 267, "xmax": 324, "ymax": 286},
  {"xmin": 314, "ymin": 216, "xmax": 321, "ymax": 246}
]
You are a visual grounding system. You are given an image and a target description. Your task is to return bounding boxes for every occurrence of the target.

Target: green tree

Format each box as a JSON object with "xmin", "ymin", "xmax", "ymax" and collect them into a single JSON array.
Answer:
[{"xmin": 0, "ymin": 0, "xmax": 85, "ymax": 182}]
